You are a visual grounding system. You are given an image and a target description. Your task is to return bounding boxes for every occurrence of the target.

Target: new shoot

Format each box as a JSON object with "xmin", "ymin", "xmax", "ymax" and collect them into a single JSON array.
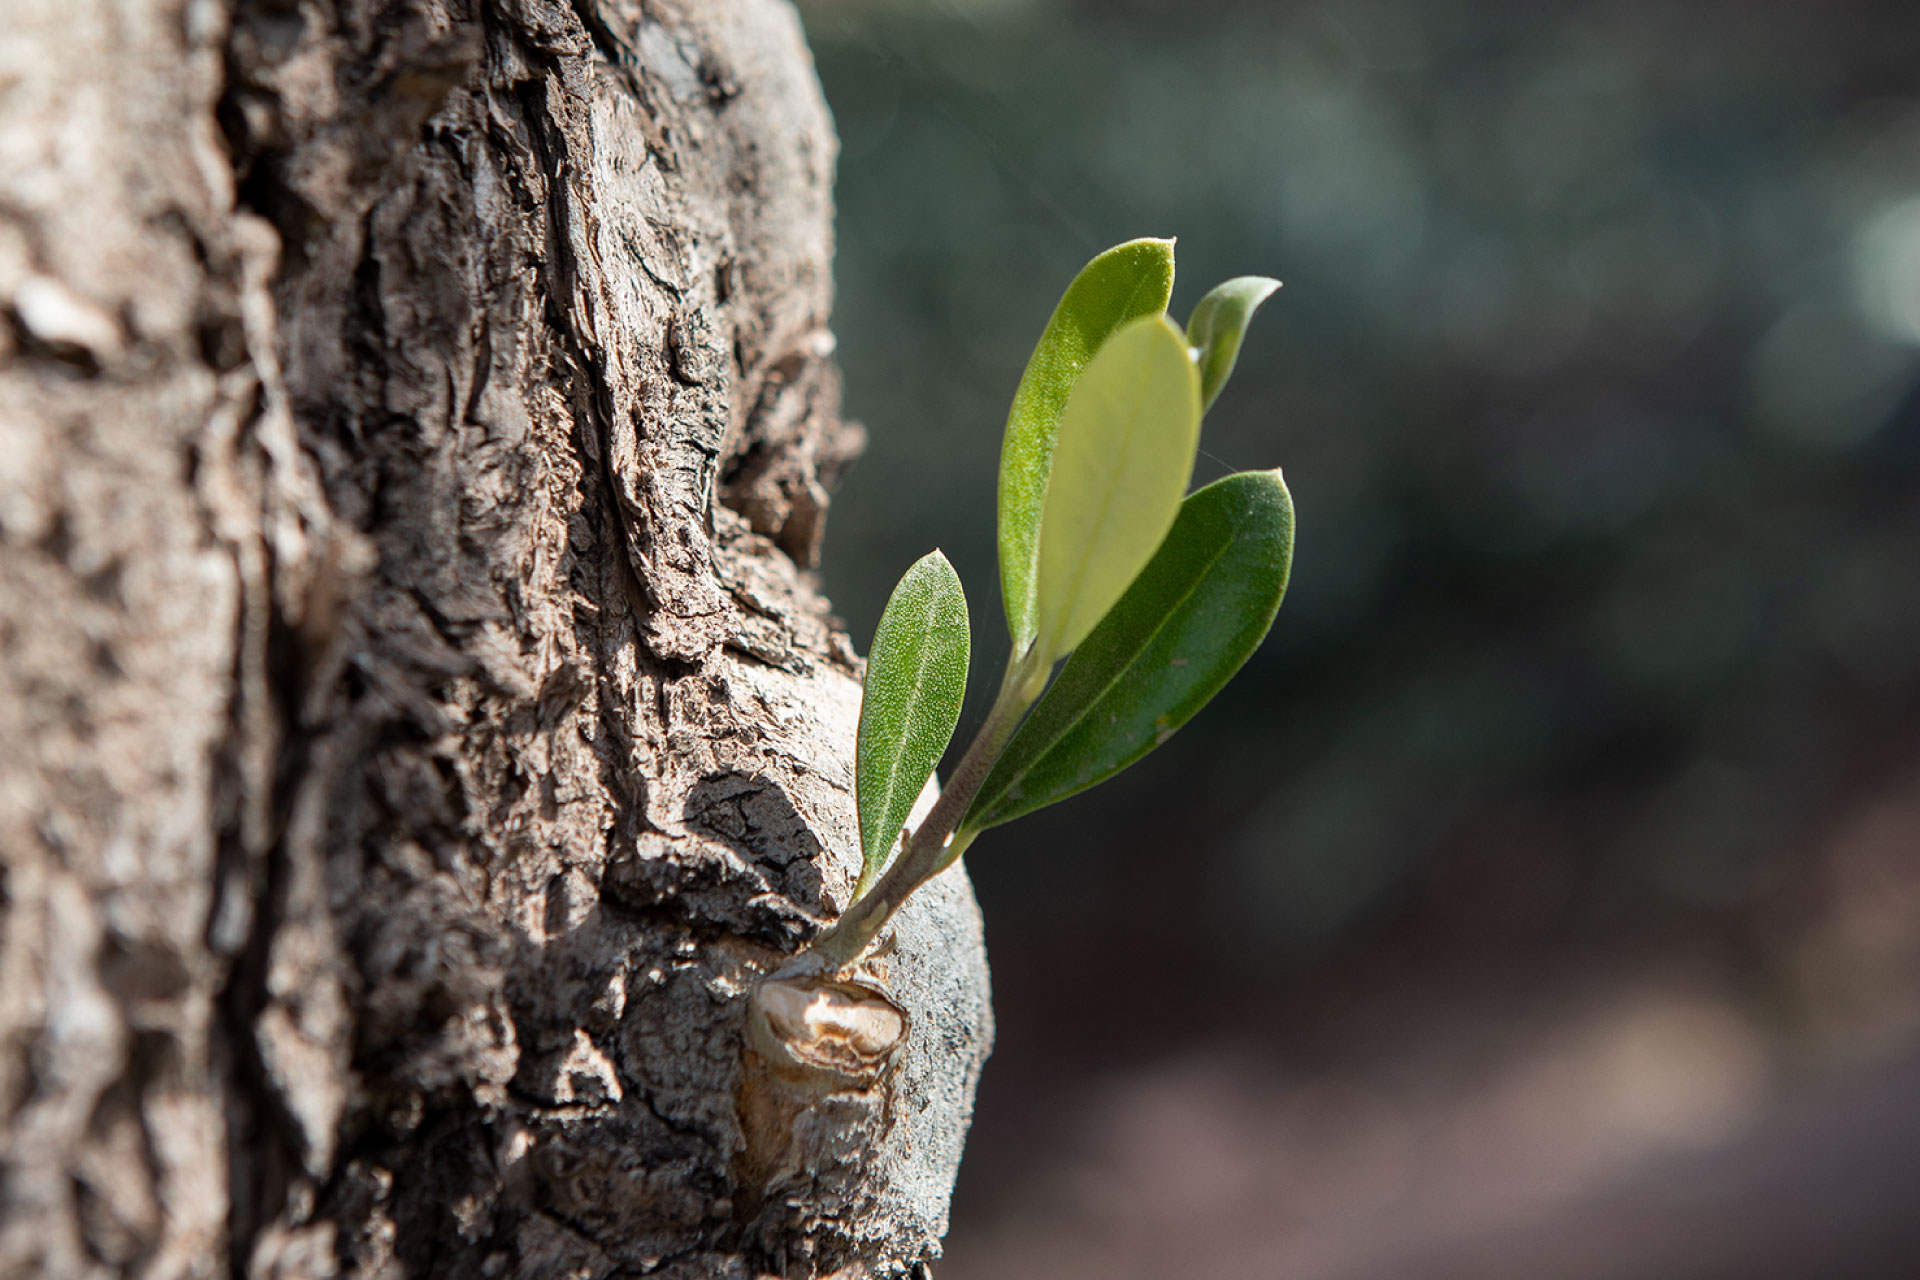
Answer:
[{"xmin": 793, "ymin": 238, "xmax": 1293, "ymax": 977}]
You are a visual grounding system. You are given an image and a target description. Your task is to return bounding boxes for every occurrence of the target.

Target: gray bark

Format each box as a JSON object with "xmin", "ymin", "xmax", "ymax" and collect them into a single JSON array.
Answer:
[{"xmin": 0, "ymin": 0, "xmax": 992, "ymax": 1276}]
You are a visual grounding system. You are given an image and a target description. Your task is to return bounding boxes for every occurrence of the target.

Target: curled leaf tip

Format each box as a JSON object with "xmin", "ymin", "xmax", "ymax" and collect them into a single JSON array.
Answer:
[{"xmin": 1187, "ymin": 276, "xmax": 1282, "ymax": 411}]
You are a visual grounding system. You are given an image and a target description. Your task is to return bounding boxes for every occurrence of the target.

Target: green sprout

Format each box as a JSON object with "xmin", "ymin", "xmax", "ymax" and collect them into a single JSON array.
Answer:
[{"xmin": 803, "ymin": 238, "xmax": 1293, "ymax": 974}]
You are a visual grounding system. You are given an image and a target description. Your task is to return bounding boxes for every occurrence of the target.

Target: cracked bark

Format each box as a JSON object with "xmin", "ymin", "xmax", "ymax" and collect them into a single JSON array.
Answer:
[{"xmin": 0, "ymin": 0, "xmax": 993, "ymax": 1276}]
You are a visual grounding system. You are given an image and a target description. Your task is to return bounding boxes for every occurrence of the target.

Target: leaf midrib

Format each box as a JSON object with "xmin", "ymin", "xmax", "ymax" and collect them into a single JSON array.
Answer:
[
  {"xmin": 1044, "ymin": 351, "xmax": 1161, "ymax": 657},
  {"xmin": 866, "ymin": 597, "xmax": 957, "ymax": 861},
  {"xmin": 990, "ymin": 513, "xmax": 1238, "ymax": 812}
]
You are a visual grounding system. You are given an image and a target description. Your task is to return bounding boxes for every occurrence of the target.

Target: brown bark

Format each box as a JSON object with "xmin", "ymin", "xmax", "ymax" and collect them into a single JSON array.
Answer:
[{"xmin": 0, "ymin": 0, "xmax": 992, "ymax": 1276}]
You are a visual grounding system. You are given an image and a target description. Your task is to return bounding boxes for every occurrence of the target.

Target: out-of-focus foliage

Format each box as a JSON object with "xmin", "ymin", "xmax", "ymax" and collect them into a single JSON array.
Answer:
[
  {"xmin": 804, "ymin": 0, "xmax": 1920, "ymax": 958},
  {"xmin": 802, "ymin": 1, "xmax": 1920, "ymax": 1273}
]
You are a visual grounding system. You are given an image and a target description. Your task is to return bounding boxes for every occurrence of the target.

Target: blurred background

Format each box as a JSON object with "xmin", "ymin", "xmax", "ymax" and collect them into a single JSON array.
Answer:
[{"xmin": 795, "ymin": 1, "xmax": 1920, "ymax": 1275}]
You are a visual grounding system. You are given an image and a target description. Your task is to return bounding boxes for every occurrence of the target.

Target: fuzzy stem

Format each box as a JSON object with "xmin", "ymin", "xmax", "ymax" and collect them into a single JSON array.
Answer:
[{"xmin": 801, "ymin": 646, "xmax": 1049, "ymax": 973}]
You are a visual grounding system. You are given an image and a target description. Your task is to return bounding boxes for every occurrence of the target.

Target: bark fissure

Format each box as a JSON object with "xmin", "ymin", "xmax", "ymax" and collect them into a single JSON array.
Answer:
[{"xmin": 4, "ymin": 0, "xmax": 990, "ymax": 1275}]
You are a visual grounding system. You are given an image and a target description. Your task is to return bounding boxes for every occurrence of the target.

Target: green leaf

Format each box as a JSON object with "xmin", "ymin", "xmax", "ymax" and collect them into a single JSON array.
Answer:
[
  {"xmin": 1030, "ymin": 312, "xmax": 1202, "ymax": 663},
  {"xmin": 1186, "ymin": 275, "xmax": 1280, "ymax": 412},
  {"xmin": 999, "ymin": 238, "xmax": 1176, "ymax": 656},
  {"xmin": 965, "ymin": 470, "xmax": 1294, "ymax": 831},
  {"xmin": 855, "ymin": 551, "xmax": 971, "ymax": 896}
]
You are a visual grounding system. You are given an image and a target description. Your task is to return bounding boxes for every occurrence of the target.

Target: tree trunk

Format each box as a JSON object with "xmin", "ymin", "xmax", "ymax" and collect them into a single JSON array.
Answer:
[{"xmin": 0, "ymin": 0, "xmax": 992, "ymax": 1275}]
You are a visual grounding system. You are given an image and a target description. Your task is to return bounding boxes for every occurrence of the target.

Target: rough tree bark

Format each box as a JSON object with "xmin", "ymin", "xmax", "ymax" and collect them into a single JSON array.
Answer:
[{"xmin": 0, "ymin": 0, "xmax": 993, "ymax": 1276}]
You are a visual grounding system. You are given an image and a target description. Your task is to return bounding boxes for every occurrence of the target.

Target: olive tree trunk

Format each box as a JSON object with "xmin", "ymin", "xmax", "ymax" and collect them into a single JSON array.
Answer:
[{"xmin": 0, "ymin": 0, "xmax": 992, "ymax": 1275}]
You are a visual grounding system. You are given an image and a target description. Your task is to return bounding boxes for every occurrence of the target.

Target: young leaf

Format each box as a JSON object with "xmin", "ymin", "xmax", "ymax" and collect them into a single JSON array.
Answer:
[
  {"xmin": 999, "ymin": 238, "xmax": 1176, "ymax": 656},
  {"xmin": 964, "ymin": 470, "xmax": 1293, "ymax": 831},
  {"xmin": 855, "ymin": 551, "xmax": 971, "ymax": 896},
  {"xmin": 1030, "ymin": 312, "xmax": 1203, "ymax": 664},
  {"xmin": 1186, "ymin": 276, "xmax": 1280, "ymax": 411}
]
